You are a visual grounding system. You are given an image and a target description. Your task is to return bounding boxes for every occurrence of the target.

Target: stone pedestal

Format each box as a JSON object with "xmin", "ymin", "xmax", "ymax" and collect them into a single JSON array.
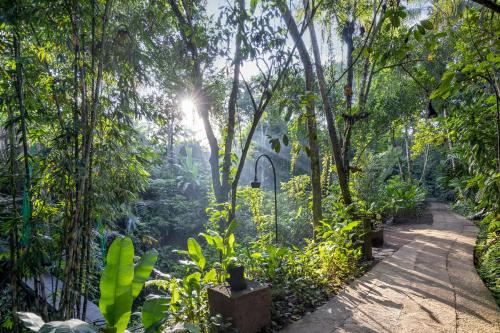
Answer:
[{"xmin": 208, "ymin": 281, "xmax": 271, "ymax": 333}]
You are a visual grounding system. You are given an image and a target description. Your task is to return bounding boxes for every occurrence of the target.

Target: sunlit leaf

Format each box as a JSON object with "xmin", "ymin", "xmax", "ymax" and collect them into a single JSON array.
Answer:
[
  {"xmin": 187, "ymin": 238, "xmax": 205, "ymax": 271},
  {"xmin": 132, "ymin": 249, "xmax": 158, "ymax": 298}
]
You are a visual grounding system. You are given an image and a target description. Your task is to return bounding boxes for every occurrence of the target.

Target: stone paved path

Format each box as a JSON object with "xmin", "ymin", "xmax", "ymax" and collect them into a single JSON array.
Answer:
[
  {"xmin": 282, "ymin": 202, "xmax": 499, "ymax": 333},
  {"xmin": 23, "ymin": 274, "xmax": 104, "ymax": 325}
]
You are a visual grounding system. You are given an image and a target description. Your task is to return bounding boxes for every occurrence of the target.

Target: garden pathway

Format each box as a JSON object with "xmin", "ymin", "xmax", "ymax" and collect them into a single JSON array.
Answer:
[
  {"xmin": 23, "ymin": 274, "xmax": 104, "ymax": 325},
  {"xmin": 281, "ymin": 202, "xmax": 499, "ymax": 333}
]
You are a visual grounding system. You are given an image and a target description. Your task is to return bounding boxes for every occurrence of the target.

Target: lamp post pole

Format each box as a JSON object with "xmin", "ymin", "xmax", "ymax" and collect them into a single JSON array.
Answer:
[{"xmin": 251, "ymin": 154, "xmax": 278, "ymax": 244}]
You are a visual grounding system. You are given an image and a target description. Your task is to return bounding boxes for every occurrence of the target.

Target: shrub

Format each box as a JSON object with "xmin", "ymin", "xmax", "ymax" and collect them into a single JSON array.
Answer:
[
  {"xmin": 380, "ymin": 176, "xmax": 426, "ymax": 217},
  {"xmin": 475, "ymin": 213, "xmax": 500, "ymax": 305}
]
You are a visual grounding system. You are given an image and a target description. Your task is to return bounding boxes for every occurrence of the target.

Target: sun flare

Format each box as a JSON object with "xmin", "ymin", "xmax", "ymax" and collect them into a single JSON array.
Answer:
[
  {"xmin": 180, "ymin": 98, "xmax": 196, "ymax": 115},
  {"xmin": 179, "ymin": 98, "xmax": 206, "ymax": 143}
]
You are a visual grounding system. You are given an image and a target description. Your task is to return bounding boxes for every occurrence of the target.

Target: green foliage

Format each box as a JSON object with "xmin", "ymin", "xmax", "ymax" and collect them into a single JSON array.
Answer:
[
  {"xmin": 381, "ymin": 176, "xmax": 426, "ymax": 216},
  {"xmin": 145, "ymin": 242, "xmax": 219, "ymax": 330},
  {"xmin": 187, "ymin": 238, "xmax": 206, "ymax": 271},
  {"xmin": 200, "ymin": 218, "xmax": 238, "ymax": 279},
  {"xmin": 100, "ymin": 237, "xmax": 157, "ymax": 333},
  {"xmin": 132, "ymin": 156, "xmax": 209, "ymax": 272},
  {"xmin": 279, "ymin": 175, "xmax": 314, "ymax": 243},
  {"xmin": 475, "ymin": 213, "xmax": 500, "ymax": 305},
  {"xmin": 174, "ymin": 147, "xmax": 202, "ymax": 197},
  {"xmin": 140, "ymin": 208, "xmax": 237, "ymax": 330},
  {"xmin": 236, "ymin": 186, "xmax": 268, "ymax": 240},
  {"xmin": 353, "ymin": 147, "xmax": 403, "ymax": 212},
  {"xmin": 142, "ymin": 295, "xmax": 169, "ymax": 331},
  {"xmin": 241, "ymin": 215, "xmax": 361, "ymax": 329},
  {"xmin": 99, "ymin": 237, "xmax": 135, "ymax": 333},
  {"xmin": 133, "ymin": 250, "xmax": 160, "ymax": 298},
  {"xmin": 37, "ymin": 320, "xmax": 98, "ymax": 333}
]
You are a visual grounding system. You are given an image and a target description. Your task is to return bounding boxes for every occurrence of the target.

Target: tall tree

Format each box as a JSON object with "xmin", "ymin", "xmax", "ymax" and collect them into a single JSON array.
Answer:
[
  {"xmin": 278, "ymin": 0, "xmax": 323, "ymax": 228},
  {"xmin": 306, "ymin": 1, "xmax": 352, "ymax": 204}
]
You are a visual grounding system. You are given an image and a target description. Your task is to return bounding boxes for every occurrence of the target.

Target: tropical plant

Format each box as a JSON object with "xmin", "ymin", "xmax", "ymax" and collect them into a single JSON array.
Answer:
[
  {"xmin": 16, "ymin": 236, "xmax": 157, "ymax": 333},
  {"xmin": 99, "ymin": 236, "xmax": 158, "ymax": 333},
  {"xmin": 143, "ymin": 235, "xmax": 221, "ymax": 331},
  {"xmin": 175, "ymin": 146, "xmax": 202, "ymax": 197},
  {"xmin": 380, "ymin": 176, "xmax": 427, "ymax": 217}
]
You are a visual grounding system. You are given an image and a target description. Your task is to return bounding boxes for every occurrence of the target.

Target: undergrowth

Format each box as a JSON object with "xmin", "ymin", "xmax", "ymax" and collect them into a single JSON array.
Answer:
[{"xmin": 474, "ymin": 212, "xmax": 500, "ymax": 306}]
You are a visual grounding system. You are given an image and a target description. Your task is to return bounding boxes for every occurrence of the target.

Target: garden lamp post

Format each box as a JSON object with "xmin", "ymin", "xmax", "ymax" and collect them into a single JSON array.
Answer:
[{"xmin": 251, "ymin": 154, "xmax": 278, "ymax": 244}]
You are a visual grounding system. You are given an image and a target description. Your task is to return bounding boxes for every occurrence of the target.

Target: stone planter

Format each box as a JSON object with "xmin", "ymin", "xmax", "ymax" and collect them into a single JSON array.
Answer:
[{"xmin": 208, "ymin": 281, "xmax": 271, "ymax": 333}]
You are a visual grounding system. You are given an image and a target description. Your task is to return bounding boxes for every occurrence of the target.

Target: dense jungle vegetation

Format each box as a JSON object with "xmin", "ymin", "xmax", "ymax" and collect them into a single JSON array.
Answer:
[{"xmin": 0, "ymin": 0, "xmax": 498, "ymax": 332}]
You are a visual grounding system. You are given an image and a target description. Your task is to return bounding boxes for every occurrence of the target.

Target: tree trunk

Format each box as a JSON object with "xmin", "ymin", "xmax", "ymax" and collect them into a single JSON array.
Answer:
[
  {"xmin": 419, "ymin": 144, "xmax": 430, "ymax": 183},
  {"xmin": 443, "ymin": 109, "xmax": 456, "ymax": 171},
  {"xmin": 7, "ymin": 97, "xmax": 19, "ymax": 333},
  {"xmin": 404, "ymin": 127, "xmax": 412, "ymax": 182},
  {"xmin": 280, "ymin": 2, "xmax": 323, "ymax": 229},
  {"xmin": 222, "ymin": 0, "xmax": 244, "ymax": 204},
  {"xmin": 13, "ymin": 33, "xmax": 31, "ymax": 231},
  {"xmin": 307, "ymin": 10, "xmax": 352, "ymax": 205},
  {"xmin": 345, "ymin": 20, "xmax": 355, "ymax": 112},
  {"xmin": 391, "ymin": 126, "xmax": 405, "ymax": 178},
  {"xmin": 60, "ymin": 5, "xmax": 81, "ymax": 316},
  {"xmin": 168, "ymin": 0, "xmax": 224, "ymax": 204},
  {"xmin": 228, "ymin": 18, "xmax": 311, "ymax": 223},
  {"xmin": 341, "ymin": 19, "xmax": 356, "ymax": 183}
]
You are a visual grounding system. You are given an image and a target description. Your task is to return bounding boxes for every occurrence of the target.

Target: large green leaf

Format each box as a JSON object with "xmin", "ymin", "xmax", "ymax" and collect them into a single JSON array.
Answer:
[
  {"xmin": 99, "ymin": 236, "xmax": 135, "ymax": 333},
  {"xmin": 187, "ymin": 238, "xmax": 205, "ymax": 270},
  {"xmin": 183, "ymin": 272, "xmax": 201, "ymax": 293},
  {"xmin": 132, "ymin": 249, "xmax": 158, "ymax": 298},
  {"xmin": 142, "ymin": 294, "xmax": 169, "ymax": 331},
  {"xmin": 430, "ymin": 71, "xmax": 455, "ymax": 99}
]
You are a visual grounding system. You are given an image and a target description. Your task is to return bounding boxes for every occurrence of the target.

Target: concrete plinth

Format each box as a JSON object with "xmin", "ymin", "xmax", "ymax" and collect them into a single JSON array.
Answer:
[{"xmin": 208, "ymin": 281, "xmax": 271, "ymax": 333}]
